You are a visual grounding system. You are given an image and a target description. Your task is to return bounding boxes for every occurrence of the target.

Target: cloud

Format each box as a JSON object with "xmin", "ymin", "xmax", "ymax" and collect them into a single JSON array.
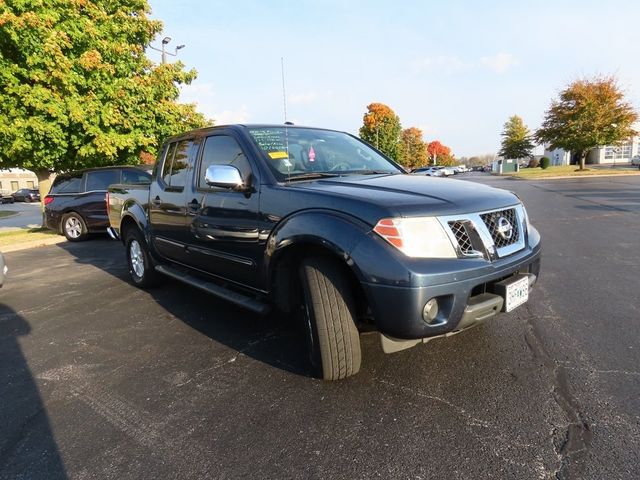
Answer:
[
  {"xmin": 412, "ymin": 53, "xmax": 517, "ymax": 75},
  {"xmin": 179, "ymin": 81, "xmax": 250, "ymax": 124},
  {"xmin": 480, "ymin": 53, "xmax": 517, "ymax": 73},
  {"xmin": 411, "ymin": 55, "xmax": 472, "ymax": 75},
  {"xmin": 213, "ymin": 107, "xmax": 251, "ymax": 125}
]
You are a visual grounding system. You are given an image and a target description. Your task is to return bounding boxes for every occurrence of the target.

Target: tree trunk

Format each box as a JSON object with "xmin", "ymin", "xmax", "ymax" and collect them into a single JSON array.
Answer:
[
  {"xmin": 35, "ymin": 169, "xmax": 55, "ymax": 228},
  {"xmin": 578, "ymin": 151, "xmax": 587, "ymax": 171}
]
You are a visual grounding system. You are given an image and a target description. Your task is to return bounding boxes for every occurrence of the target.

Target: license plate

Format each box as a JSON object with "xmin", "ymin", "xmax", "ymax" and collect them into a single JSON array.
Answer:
[{"xmin": 504, "ymin": 275, "xmax": 529, "ymax": 312}]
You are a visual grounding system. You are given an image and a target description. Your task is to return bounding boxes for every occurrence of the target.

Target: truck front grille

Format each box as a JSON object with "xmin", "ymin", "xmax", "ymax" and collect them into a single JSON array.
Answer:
[
  {"xmin": 480, "ymin": 208, "xmax": 520, "ymax": 249},
  {"xmin": 439, "ymin": 204, "xmax": 526, "ymax": 260},
  {"xmin": 448, "ymin": 221, "xmax": 474, "ymax": 255}
]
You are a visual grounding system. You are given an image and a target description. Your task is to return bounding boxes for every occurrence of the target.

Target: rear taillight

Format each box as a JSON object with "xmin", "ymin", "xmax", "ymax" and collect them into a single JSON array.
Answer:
[{"xmin": 44, "ymin": 195, "xmax": 54, "ymax": 206}]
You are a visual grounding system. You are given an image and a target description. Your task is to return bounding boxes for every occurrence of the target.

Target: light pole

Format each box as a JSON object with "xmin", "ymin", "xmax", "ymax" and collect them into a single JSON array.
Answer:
[{"xmin": 149, "ymin": 36, "xmax": 185, "ymax": 64}]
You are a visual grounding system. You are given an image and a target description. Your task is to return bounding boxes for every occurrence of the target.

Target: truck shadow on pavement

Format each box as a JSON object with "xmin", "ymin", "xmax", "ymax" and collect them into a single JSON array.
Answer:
[
  {"xmin": 0, "ymin": 304, "xmax": 68, "ymax": 480},
  {"xmin": 57, "ymin": 240, "xmax": 312, "ymax": 378}
]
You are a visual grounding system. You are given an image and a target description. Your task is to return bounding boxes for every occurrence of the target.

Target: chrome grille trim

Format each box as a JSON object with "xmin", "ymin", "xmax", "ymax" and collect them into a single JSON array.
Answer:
[
  {"xmin": 438, "ymin": 204, "xmax": 526, "ymax": 260},
  {"xmin": 480, "ymin": 208, "xmax": 520, "ymax": 249}
]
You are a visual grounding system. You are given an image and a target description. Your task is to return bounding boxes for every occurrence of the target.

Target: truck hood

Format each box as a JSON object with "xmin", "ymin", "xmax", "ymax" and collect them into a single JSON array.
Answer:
[{"xmin": 286, "ymin": 174, "xmax": 519, "ymax": 217}]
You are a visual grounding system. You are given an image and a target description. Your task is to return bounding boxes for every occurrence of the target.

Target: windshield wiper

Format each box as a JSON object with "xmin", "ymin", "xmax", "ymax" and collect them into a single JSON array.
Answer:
[
  {"xmin": 351, "ymin": 169, "xmax": 399, "ymax": 175},
  {"xmin": 286, "ymin": 172, "xmax": 341, "ymax": 182}
]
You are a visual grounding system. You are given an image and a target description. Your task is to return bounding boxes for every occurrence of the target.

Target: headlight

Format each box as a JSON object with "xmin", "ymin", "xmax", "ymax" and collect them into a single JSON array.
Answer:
[
  {"xmin": 373, "ymin": 217, "xmax": 457, "ymax": 258},
  {"xmin": 521, "ymin": 203, "xmax": 532, "ymax": 230}
]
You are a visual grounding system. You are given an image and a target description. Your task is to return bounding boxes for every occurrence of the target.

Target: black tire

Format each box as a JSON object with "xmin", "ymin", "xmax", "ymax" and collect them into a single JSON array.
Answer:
[
  {"xmin": 299, "ymin": 256, "xmax": 361, "ymax": 380},
  {"xmin": 125, "ymin": 228, "xmax": 160, "ymax": 288},
  {"xmin": 62, "ymin": 212, "xmax": 88, "ymax": 242}
]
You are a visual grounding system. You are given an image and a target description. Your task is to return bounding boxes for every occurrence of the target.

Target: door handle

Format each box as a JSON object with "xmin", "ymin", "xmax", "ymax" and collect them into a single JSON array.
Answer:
[{"xmin": 151, "ymin": 196, "xmax": 162, "ymax": 207}]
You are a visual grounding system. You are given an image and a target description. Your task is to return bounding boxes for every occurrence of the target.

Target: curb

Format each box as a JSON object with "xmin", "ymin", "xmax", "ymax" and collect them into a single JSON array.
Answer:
[
  {"xmin": 506, "ymin": 172, "xmax": 640, "ymax": 181},
  {"xmin": 2, "ymin": 235, "xmax": 67, "ymax": 253}
]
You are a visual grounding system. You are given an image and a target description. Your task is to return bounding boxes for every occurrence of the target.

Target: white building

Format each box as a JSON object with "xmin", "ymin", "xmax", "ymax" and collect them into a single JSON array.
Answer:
[
  {"xmin": 544, "ymin": 122, "xmax": 640, "ymax": 165},
  {"xmin": 0, "ymin": 168, "xmax": 38, "ymax": 193}
]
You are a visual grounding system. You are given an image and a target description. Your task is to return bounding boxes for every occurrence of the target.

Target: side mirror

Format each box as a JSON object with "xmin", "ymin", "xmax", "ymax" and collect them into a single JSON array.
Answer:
[{"xmin": 205, "ymin": 165, "xmax": 246, "ymax": 190}]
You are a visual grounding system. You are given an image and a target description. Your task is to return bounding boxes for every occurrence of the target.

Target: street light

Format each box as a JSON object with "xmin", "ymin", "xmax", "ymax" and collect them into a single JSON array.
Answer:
[{"xmin": 149, "ymin": 36, "xmax": 185, "ymax": 64}]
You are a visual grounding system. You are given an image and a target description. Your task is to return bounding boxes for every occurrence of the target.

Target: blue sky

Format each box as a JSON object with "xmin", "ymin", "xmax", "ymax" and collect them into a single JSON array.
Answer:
[{"xmin": 148, "ymin": 0, "xmax": 640, "ymax": 157}]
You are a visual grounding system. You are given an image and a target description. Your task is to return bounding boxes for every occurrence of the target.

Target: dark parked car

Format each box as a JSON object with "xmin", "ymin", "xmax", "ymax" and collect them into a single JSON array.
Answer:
[
  {"xmin": 108, "ymin": 124, "xmax": 541, "ymax": 381},
  {"xmin": 0, "ymin": 191, "xmax": 14, "ymax": 204},
  {"xmin": 11, "ymin": 188, "xmax": 40, "ymax": 202},
  {"xmin": 45, "ymin": 166, "xmax": 151, "ymax": 241}
]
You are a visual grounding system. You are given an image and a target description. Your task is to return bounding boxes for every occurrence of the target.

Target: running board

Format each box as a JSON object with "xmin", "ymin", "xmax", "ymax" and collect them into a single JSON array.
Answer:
[{"xmin": 154, "ymin": 265, "xmax": 270, "ymax": 315}]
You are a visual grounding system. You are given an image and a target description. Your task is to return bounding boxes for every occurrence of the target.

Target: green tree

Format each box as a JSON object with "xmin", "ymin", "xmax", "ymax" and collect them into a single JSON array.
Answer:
[
  {"xmin": 359, "ymin": 103, "xmax": 402, "ymax": 159},
  {"xmin": 0, "ymin": 0, "xmax": 209, "ymax": 202},
  {"xmin": 397, "ymin": 127, "xmax": 427, "ymax": 169},
  {"xmin": 499, "ymin": 115, "xmax": 534, "ymax": 160},
  {"xmin": 535, "ymin": 76, "xmax": 638, "ymax": 170}
]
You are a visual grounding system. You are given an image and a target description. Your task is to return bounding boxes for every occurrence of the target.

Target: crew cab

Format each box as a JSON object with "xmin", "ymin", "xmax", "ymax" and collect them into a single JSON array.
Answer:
[{"xmin": 108, "ymin": 124, "xmax": 541, "ymax": 380}]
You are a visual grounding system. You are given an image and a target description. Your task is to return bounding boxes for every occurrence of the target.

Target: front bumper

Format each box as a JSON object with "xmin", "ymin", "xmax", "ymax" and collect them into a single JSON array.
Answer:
[{"xmin": 361, "ymin": 245, "xmax": 541, "ymax": 340}]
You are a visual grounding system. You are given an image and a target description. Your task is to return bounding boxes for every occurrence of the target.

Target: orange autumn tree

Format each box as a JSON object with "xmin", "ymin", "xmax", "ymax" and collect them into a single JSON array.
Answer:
[
  {"xmin": 359, "ymin": 103, "xmax": 402, "ymax": 160},
  {"xmin": 426, "ymin": 140, "xmax": 455, "ymax": 166}
]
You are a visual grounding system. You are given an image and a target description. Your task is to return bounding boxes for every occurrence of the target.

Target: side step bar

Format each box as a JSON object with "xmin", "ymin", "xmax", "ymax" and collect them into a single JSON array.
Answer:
[{"xmin": 155, "ymin": 264, "xmax": 270, "ymax": 315}]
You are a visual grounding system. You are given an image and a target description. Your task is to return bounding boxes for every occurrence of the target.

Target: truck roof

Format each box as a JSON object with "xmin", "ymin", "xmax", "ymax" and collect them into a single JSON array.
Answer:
[{"xmin": 163, "ymin": 123, "xmax": 342, "ymax": 143}]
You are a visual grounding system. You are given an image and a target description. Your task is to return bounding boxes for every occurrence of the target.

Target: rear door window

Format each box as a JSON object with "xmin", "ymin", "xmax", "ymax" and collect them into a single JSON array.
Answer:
[
  {"xmin": 122, "ymin": 169, "xmax": 152, "ymax": 185},
  {"xmin": 85, "ymin": 170, "xmax": 120, "ymax": 191},
  {"xmin": 51, "ymin": 173, "xmax": 83, "ymax": 193},
  {"xmin": 162, "ymin": 139, "xmax": 193, "ymax": 188}
]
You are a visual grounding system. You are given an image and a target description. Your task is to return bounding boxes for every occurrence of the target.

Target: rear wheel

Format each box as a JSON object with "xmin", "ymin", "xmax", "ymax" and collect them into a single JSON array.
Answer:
[
  {"xmin": 125, "ymin": 228, "xmax": 160, "ymax": 288},
  {"xmin": 62, "ymin": 212, "xmax": 88, "ymax": 241},
  {"xmin": 299, "ymin": 256, "xmax": 361, "ymax": 380}
]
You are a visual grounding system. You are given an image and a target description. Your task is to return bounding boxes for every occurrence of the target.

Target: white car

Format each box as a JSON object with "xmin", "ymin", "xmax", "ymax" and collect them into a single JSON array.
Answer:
[
  {"xmin": 631, "ymin": 156, "xmax": 640, "ymax": 166},
  {"xmin": 412, "ymin": 167, "xmax": 445, "ymax": 177}
]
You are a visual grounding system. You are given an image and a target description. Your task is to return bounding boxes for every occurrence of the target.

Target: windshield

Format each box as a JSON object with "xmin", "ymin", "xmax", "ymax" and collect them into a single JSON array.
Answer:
[{"xmin": 248, "ymin": 127, "xmax": 402, "ymax": 180}]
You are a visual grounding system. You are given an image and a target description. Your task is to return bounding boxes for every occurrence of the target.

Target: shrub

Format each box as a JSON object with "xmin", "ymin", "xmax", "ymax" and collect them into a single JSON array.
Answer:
[
  {"xmin": 540, "ymin": 157, "xmax": 550, "ymax": 169},
  {"xmin": 528, "ymin": 158, "xmax": 539, "ymax": 168}
]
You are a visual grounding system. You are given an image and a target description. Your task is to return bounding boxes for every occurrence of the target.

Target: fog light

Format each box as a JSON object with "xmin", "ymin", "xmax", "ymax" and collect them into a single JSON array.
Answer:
[{"xmin": 423, "ymin": 298, "xmax": 439, "ymax": 324}]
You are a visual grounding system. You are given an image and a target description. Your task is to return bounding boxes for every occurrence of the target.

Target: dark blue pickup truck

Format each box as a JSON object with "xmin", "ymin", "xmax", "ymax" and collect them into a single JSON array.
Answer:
[{"xmin": 108, "ymin": 124, "xmax": 541, "ymax": 380}]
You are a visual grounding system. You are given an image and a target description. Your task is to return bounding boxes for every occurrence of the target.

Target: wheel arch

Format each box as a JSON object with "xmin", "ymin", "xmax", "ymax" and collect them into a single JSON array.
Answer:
[{"xmin": 266, "ymin": 211, "xmax": 374, "ymax": 321}]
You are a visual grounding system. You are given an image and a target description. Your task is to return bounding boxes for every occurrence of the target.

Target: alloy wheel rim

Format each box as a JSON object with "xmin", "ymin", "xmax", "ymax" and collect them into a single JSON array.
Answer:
[
  {"xmin": 65, "ymin": 217, "xmax": 82, "ymax": 238},
  {"xmin": 129, "ymin": 240, "xmax": 145, "ymax": 278}
]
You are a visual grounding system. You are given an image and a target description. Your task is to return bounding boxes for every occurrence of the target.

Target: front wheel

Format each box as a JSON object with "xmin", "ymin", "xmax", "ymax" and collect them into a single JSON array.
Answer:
[
  {"xmin": 299, "ymin": 257, "xmax": 362, "ymax": 380},
  {"xmin": 125, "ymin": 228, "xmax": 160, "ymax": 288}
]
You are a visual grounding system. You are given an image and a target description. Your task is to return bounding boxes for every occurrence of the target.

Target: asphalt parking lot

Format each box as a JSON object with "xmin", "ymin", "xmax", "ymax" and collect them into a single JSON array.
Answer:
[
  {"xmin": 0, "ymin": 201, "xmax": 43, "ymax": 231},
  {"xmin": 1, "ymin": 175, "xmax": 639, "ymax": 479}
]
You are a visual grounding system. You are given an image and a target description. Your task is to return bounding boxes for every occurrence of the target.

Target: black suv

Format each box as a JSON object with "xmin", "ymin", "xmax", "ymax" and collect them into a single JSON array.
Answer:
[
  {"xmin": 45, "ymin": 166, "xmax": 151, "ymax": 241},
  {"xmin": 11, "ymin": 188, "xmax": 40, "ymax": 202}
]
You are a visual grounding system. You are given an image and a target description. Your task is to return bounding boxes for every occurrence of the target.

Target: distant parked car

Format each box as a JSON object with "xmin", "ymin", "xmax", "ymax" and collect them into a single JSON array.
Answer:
[
  {"xmin": 632, "ymin": 156, "xmax": 640, "ymax": 166},
  {"xmin": 12, "ymin": 188, "xmax": 40, "ymax": 203},
  {"xmin": 414, "ymin": 167, "xmax": 444, "ymax": 177},
  {"xmin": 44, "ymin": 166, "xmax": 151, "ymax": 241},
  {"xmin": 0, "ymin": 191, "xmax": 14, "ymax": 204}
]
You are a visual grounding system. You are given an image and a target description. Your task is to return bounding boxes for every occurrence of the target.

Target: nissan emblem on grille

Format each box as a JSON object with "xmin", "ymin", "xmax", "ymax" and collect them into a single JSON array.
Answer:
[{"xmin": 496, "ymin": 217, "xmax": 513, "ymax": 240}]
